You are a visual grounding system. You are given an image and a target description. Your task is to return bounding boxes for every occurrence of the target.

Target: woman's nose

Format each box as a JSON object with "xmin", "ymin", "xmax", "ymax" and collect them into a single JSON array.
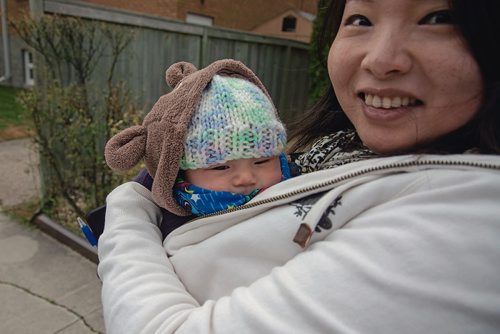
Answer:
[{"xmin": 360, "ymin": 29, "xmax": 412, "ymax": 79}]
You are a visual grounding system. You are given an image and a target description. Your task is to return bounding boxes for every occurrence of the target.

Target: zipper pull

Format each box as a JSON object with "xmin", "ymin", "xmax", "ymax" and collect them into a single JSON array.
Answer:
[{"xmin": 293, "ymin": 223, "xmax": 313, "ymax": 248}]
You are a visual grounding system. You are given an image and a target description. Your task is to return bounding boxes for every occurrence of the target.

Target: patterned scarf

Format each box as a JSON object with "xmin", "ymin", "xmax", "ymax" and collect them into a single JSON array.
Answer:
[
  {"xmin": 174, "ymin": 182, "xmax": 262, "ymax": 216},
  {"xmin": 294, "ymin": 129, "xmax": 377, "ymax": 173}
]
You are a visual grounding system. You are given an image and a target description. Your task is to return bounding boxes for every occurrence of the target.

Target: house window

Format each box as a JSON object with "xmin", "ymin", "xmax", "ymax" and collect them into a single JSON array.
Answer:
[
  {"xmin": 186, "ymin": 13, "xmax": 213, "ymax": 26},
  {"xmin": 282, "ymin": 16, "xmax": 297, "ymax": 32},
  {"xmin": 23, "ymin": 50, "xmax": 34, "ymax": 86}
]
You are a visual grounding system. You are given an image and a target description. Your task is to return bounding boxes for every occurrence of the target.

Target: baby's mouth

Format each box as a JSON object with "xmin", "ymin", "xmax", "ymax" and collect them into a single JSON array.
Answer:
[{"xmin": 359, "ymin": 93, "xmax": 424, "ymax": 109}]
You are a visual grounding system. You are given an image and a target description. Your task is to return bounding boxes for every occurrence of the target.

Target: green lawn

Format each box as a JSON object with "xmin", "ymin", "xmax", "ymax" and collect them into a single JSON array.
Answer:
[{"xmin": 0, "ymin": 85, "xmax": 32, "ymax": 140}]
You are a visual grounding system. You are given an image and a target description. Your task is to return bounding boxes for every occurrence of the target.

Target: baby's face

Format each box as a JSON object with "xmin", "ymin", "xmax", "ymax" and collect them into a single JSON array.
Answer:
[{"xmin": 184, "ymin": 156, "xmax": 282, "ymax": 195}]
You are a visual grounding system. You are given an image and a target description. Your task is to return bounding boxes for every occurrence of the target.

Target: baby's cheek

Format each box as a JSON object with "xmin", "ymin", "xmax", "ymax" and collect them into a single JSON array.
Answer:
[{"xmin": 269, "ymin": 168, "xmax": 284, "ymax": 187}]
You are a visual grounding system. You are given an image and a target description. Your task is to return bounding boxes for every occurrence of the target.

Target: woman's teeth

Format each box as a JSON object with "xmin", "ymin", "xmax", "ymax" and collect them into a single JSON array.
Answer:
[{"xmin": 364, "ymin": 94, "xmax": 417, "ymax": 109}]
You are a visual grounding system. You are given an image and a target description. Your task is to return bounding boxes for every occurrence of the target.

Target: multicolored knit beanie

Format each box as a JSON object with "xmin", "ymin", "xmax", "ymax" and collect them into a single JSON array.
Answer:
[{"xmin": 180, "ymin": 74, "xmax": 286, "ymax": 170}]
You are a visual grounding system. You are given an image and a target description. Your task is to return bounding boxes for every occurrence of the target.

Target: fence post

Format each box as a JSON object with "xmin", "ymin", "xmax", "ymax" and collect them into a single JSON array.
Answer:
[
  {"xmin": 199, "ymin": 28, "xmax": 209, "ymax": 68},
  {"xmin": 28, "ymin": 0, "xmax": 53, "ymax": 210},
  {"xmin": 279, "ymin": 45, "xmax": 292, "ymax": 118},
  {"xmin": 29, "ymin": 0, "xmax": 44, "ymax": 18}
]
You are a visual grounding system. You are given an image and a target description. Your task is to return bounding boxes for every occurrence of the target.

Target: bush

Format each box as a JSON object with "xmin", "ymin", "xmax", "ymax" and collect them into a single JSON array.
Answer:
[
  {"xmin": 308, "ymin": 0, "xmax": 332, "ymax": 105},
  {"xmin": 12, "ymin": 15, "xmax": 141, "ymax": 223}
]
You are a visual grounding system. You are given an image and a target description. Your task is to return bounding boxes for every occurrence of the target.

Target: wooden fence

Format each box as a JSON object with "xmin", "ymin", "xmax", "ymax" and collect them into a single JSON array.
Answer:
[{"xmin": 34, "ymin": 0, "xmax": 311, "ymax": 122}]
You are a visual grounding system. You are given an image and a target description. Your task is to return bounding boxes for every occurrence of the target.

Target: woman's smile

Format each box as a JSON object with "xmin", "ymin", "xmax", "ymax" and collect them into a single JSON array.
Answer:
[
  {"xmin": 360, "ymin": 93, "xmax": 421, "ymax": 109},
  {"xmin": 357, "ymin": 90, "xmax": 424, "ymax": 122}
]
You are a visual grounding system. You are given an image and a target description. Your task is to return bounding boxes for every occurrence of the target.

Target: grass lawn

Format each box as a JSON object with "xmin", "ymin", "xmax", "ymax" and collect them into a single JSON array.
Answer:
[{"xmin": 0, "ymin": 85, "xmax": 33, "ymax": 141}]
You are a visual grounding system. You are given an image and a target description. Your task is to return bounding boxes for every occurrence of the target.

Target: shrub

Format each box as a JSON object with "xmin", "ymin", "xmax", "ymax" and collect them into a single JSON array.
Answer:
[
  {"xmin": 12, "ymin": 15, "xmax": 141, "ymax": 223},
  {"xmin": 308, "ymin": 0, "xmax": 332, "ymax": 105}
]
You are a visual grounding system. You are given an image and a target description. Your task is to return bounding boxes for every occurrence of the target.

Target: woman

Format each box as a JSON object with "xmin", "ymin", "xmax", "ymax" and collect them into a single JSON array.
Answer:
[{"xmin": 98, "ymin": 0, "xmax": 500, "ymax": 333}]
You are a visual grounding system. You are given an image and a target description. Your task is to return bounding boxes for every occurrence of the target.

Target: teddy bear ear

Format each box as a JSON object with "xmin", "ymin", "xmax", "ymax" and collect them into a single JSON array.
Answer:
[
  {"xmin": 165, "ymin": 61, "xmax": 198, "ymax": 89},
  {"xmin": 105, "ymin": 125, "xmax": 147, "ymax": 171}
]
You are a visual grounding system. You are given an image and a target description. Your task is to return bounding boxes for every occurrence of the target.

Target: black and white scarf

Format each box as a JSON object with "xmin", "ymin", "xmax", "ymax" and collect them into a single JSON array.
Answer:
[{"xmin": 294, "ymin": 129, "xmax": 377, "ymax": 174}]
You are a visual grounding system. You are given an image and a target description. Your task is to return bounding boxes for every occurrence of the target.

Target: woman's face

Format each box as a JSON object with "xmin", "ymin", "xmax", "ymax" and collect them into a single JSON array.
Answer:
[{"xmin": 328, "ymin": 0, "xmax": 484, "ymax": 154}]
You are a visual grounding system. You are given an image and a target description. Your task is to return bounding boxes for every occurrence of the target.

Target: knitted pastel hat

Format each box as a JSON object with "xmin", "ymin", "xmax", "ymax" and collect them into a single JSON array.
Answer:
[
  {"xmin": 105, "ymin": 59, "xmax": 286, "ymax": 216},
  {"xmin": 180, "ymin": 74, "xmax": 286, "ymax": 170}
]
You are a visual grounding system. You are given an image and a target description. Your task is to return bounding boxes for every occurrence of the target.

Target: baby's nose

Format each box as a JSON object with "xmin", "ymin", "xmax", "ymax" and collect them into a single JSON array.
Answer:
[{"xmin": 233, "ymin": 169, "xmax": 257, "ymax": 187}]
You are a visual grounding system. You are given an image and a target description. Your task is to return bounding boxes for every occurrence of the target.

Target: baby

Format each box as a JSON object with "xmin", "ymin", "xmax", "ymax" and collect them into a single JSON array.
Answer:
[
  {"xmin": 101, "ymin": 59, "xmax": 292, "ymax": 236},
  {"xmin": 173, "ymin": 73, "xmax": 290, "ymax": 216}
]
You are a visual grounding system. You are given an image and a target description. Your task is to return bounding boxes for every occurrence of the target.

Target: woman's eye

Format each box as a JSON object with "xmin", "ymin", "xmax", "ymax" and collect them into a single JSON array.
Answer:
[
  {"xmin": 344, "ymin": 14, "xmax": 371, "ymax": 27},
  {"xmin": 419, "ymin": 10, "xmax": 453, "ymax": 25},
  {"xmin": 210, "ymin": 165, "xmax": 229, "ymax": 171}
]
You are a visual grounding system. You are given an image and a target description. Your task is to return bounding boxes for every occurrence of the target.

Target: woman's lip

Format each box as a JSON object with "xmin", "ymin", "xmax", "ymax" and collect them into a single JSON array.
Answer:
[
  {"xmin": 363, "ymin": 105, "xmax": 406, "ymax": 121},
  {"xmin": 358, "ymin": 88, "xmax": 420, "ymax": 99}
]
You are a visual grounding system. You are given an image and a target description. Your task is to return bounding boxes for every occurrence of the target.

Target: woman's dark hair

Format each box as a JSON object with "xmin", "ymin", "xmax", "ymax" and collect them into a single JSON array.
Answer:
[
  {"xmin": 288, "ymin": 0, "xmax": 347, "ymax": 152},
  {"xmin": 289, "ymin": 0, "xmax": 500, "ymax": 154}
]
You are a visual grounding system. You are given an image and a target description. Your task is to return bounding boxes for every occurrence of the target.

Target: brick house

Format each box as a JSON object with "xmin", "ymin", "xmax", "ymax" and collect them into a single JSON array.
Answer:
[
  {"xmin": 1, "ymin": 0, "xmax": 32, "ymax": 86},
  {"xmin": 81, "ymin": 0, "xmax": 317, "ymax": 41},
  {"xmin": 1, "ymin": 0, "xmax": 317, "ymax": 88}
]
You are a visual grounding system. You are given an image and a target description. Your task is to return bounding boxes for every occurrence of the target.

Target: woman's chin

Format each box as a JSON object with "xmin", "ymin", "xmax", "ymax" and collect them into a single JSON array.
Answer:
[{"xmin": 359, "ymin": 133, "xmax": 417, "ymax": 155}]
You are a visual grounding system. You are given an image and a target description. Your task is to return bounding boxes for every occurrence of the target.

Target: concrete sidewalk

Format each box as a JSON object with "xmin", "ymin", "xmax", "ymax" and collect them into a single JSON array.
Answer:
[
  {"xmin": 0, "ymin": 139, "xmax": 105, "ymax": 333},
  {"xmin": 0, "ymin": 138, "xmax": 40, "ymax": 207},
  {"xmin": 0, "ymin": 214, "xmax": 104, "ymax": 333}
]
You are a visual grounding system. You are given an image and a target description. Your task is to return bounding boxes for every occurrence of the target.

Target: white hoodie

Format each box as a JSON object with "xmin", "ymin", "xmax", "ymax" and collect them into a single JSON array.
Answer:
[{"xmin": 98, "ymin": 154, "xmax": 500, "ymax": 334}]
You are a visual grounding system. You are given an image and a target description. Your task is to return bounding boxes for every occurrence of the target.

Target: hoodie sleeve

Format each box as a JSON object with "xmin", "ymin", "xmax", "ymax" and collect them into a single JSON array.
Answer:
[{"xmin": 98, "ymin": 182, "xmax": 200, "ymax": 333}]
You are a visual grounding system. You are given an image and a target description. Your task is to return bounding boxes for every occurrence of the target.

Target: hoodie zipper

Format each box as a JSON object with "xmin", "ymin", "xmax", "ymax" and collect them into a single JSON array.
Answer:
[{"xmin": 190, "ymin": 158, "xmax": 500, "ymax": 222}]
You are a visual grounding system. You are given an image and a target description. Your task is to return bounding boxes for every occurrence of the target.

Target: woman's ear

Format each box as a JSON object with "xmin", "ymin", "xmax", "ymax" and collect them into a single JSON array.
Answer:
[
  {"xmin": 166, "ymin": 62, "xmax": 197, "ymax": 89},
  {"xmin": 105, "ymin": 125, "xmax": 147, "ymax": 171}
]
